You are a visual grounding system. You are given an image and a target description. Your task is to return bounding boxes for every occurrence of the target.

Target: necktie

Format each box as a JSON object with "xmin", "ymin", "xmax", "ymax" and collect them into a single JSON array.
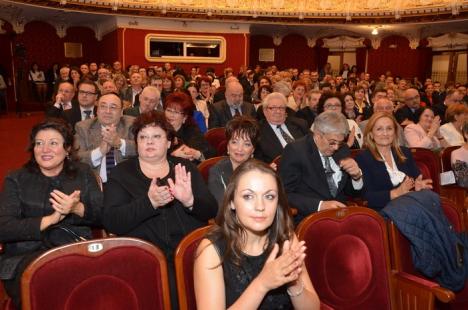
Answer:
[
  {"xmin": 106, "ymin": 147, "xmax": 116, "ymax": 179},
  {"xmin": 84, "ymin": 110, "xmax": 92, "ymax": 119},
  {"xmin": 277, "ymin": 125, "xmax": 294, "ymax": 144},
  {"xmin": 234, "ymin": 107, "xmax": 241, "ymax": 117},
  {"xmin": 324, "ymin": 156, "xmax": 338, "ymax": 197}
]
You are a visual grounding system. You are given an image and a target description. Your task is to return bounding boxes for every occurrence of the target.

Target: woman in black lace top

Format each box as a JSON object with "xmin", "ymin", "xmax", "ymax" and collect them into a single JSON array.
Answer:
[{"xmin": 194, "ymin": 159, "xmax": 320, "ymax": 309}]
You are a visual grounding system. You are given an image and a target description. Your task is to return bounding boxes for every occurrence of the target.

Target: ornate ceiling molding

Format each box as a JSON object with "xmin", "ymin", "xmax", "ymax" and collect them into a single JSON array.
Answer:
[
  {"xmin": 322, "ymin": 36, "xmax": 365, "ymax": 50},
  {"xmin": 7, "ymin": 0, "xmax": 468, "ymax": 24}
]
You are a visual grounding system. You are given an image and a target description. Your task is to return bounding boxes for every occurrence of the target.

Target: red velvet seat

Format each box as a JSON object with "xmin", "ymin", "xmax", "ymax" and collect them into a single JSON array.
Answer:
[
  {"xmin": 21, "ymin": 238, "xmax": 171, "ymax": 310},
  {"xmin": 388, "ymin": 198, "xmax": 468, "ymax": 309},
  {"xmin": 296, "ymin": 207, "xmax": 439, "ymax": 309},
  {"xmin": 174, "ymin": 225, "xmax": 211, "ymax": 310},
  {"xmin": 204, "ymin": 127, "xmax": 226, "ymax": 156},
  {"xmin": 441, "ymin": 146, "xmax": 461, "ymax": 172},
  {"xmin": 410, "ymin": 147, "xmax": 442, "ymax": 194},
  {"xmin": 197, "ymin": 156, "xmax": 226, "ymax": 183}
]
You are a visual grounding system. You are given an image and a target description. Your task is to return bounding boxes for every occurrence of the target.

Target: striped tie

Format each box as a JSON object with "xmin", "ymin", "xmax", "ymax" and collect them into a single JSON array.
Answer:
[
  {"xmin": 106, "ymin": 147, "xmax": 116, "ymax": 179},
  {"xmin": 277, "ymin": 125, "xmax": 294, "ymax": 144}
]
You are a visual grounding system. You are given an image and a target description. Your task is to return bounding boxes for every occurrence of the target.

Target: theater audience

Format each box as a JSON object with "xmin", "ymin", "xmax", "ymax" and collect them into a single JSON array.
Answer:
[
  {"xmin": 440, "ymin": 103, "xmax": 467, "ymax": 146},
  {"xmin": 195, "ymin": 159, "xmax": 320, "ymax": 309},
  {"xmin": 165, "ymin": 92, "xmax": 215, "ymax": 163},
  {"xmin": 208, "ymin": 116, "xmax": 259, "ymax": 205},
  {"xmin": 103, "ymin": 111, "xmax": 217, "ymax": 308},
  {"xmin": 404, "ymin": 107, "xmax": 446, "ymax": 150},
  {"xmin": 0, "ymin": 119, "xmax": 102, "ymax": 307},
  {"xmin": 356, "ymin": 112, "xmax": 433, "ymax": 211}
]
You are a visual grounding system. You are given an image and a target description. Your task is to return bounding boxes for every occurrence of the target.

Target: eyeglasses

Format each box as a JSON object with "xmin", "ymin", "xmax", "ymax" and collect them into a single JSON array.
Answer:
[
  {"xmin": 266, "ymin": 106, "xmax": 286, "ymax": 112},
  {"xmin": 324, "ymin": 104, "xmax": 341, "ymax": 110},
  {"xmin": 165, "ymin": 108, "xmax": 185, "ymax": 116},
  {"xmin": 319, "ymin": 133, "xmax": 344, "ymax": 148},
  {"xmin": 78, "ymin": 90, "xmax": 97, "ymax": 96}
]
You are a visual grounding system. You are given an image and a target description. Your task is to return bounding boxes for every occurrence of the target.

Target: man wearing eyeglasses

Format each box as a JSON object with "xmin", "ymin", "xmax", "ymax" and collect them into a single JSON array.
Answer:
[
  {"xmin": 279, "ymin": 111, "xmax": 363, "ymax": 224},
  {"xmin": 124, "ymin": 86, "xmax": 162, "ymax": 117},
  {"xmin": 395, "ymin": 88, "xmax": 422, "ymax": 126},
  {"xmin": 255, "ymin": 92, "xmax": 308, "ymax": 163},
  {"xmin": 75, "ymin": 93, "xmax": 136, "ymax": 183},
  {"xmin": 46, "ymin": 80, "xmax": 99, "ymax": 130}
]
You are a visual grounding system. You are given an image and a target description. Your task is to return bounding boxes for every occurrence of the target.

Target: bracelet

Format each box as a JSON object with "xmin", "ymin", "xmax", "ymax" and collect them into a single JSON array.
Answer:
[{"xmin": 287, "ymin": 280, "xmax": 304, "ymax": 297}]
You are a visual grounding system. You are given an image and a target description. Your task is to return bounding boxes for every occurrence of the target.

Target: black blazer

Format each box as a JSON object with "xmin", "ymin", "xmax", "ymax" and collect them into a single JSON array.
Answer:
[
  {"xmin": 279, "ymin": 134, "xmax": 360, "ymax": 222},
  {"xmin": 355, "ymin": 147, "xmax": 420, "ymax": 211},
  {"xmin": 395, "ymin": 106, "xmax": 421, "ymax": 124},
  {"xmin": 45, "ymin": 100, "xmax": 94, "ymax": 130},
  {"xmin": 208, "ymin": 100, "xmax": 256, "ymax": 128},
  {"xmin": 255, "ymin": 117, "xmax": 308, "ymax": 163},
  {"xmin": 295, "ymin": 107, "xmax": 316, "ymax": 128}
]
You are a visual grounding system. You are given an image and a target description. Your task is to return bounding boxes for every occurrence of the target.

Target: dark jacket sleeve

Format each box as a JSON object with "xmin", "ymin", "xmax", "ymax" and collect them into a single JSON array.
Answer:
[
  {"xmin": 279, "ymin": 143, "xmax": 321, "ymax": 215},
  {"xmin": 183, "ymin": 125, "xmax": 216, "ymax": 159},
  {"xmin": 102, "ymin": 171, "xmax": 161, "ymax": 235},
  {"xmin": 208, "ymin": 160, "xmax": 228, "ymax": 207},
  {"xmin": 186, "ymin": 161, "xmax": 218, "ymax": 221},
  {"xmin": 73, "ymin": 165, "xmax": 103, "ymax": 226},
  {"xmin": 0, "ymin": 174, "xmax": 43, "ymax": 242}
]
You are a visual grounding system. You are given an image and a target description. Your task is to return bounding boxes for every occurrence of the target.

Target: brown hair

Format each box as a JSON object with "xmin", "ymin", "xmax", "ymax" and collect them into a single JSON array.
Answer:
[
  {"xmin": 205, "ymin": 159, "xmax": 294, "ymax": 266},
  {"xmin": 445, "ymin": 103, "xmax": 467, "ymax": 123},
  {"xmin": 225, "ymin": 116, "xmax": 260, "ymax": 147},
  {"xmin": 363, "ymin": 112, "xmax": 406, "ymax": 162},
  {"xmin": 132, "ymin": 110, "xmax": 176, "ymax": 146}
]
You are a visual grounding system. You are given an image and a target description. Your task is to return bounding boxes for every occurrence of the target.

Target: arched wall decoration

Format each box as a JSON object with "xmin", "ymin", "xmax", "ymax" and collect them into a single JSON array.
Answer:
[
  {"xmin": 322, "ymin": 36, "xmax": 365, "ymax": 51},
  {"xmin": 427, "ymin": 32, "xmax": 468, "ymax": 48}
]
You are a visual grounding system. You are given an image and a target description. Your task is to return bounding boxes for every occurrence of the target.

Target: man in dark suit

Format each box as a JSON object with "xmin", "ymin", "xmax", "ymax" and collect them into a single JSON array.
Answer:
[
  {"xmin": 255, "ymin": 92, "xmax": 308, "ymax": 163},
  {"xmin": 75, "ymin": 93, "xmax": 136, "ymax": 183},
  {"xmin": 296, "ymin": 90, "xmax": 320, "ymax": 128},
  {"xmin": 124, "ymin": 86, "xmax": 162, "ymax": 117},
  {"xmin": 395, "ymin": 88, "xmax": 422, "ymax": 125},
  {"xmin": 121, "ymin": 72, "xmax": 143, "ymax": 108},
  {"xmin": 208, "ymin": 81, "xmax": 256, "ymax": 128},
  {"xmin": 46, "ymin": 80, "xmax": 98, "ymax": 130},
  {"xmin": 279, "ymin": 111, "xmax": 363, "ymax": 223}
]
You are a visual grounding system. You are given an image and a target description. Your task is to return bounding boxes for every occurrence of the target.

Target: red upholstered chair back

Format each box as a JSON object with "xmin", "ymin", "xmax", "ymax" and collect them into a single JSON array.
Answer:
[
  {"xmin": 197, "ymin": 156, "xmax": 226, "ymax": 183},
  {"xmin": 440, "ymin": 146, "xmax": 460, "ymax": 172},
  {"xmin": 410, "ymin": 148, "xmax": 441, "ymax": 194},
  {"xmin": 217, "ymin": 139, "xmax": 228, "ymax": 156},
  {"xmin": 296, "ymin": 207, "xmax": 393, "ymax": 309},
  {"xmin": 174, "ymin": 225, "xmax": 211, "ymax": 310},
  {"xmin": 204, "ymin": 128, "xmax": 226, "ymax": 151},
  {"xmin": 21, "ymin": 238, "xmax": 171, "ymax": 310}
]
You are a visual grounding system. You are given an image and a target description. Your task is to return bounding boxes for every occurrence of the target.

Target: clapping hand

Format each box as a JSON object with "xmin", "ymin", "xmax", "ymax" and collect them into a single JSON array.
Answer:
[
  {"xmin": 255, "ymin": 240, "xmax": 306, "ymax": 293},
  {"xmin": 148, "ymin": 178, "xmax": 174, "ymax": 209},
  {"xmin": 49, "ymin": 190, "xmax": 81, "ymax": 216},
  {"xmin": 415, "ymin": 174, "xmax": 433, "ymax": 191},
  {"xmin": 168, "ymin": 164, "xmax": 194, "ymax": 208}
]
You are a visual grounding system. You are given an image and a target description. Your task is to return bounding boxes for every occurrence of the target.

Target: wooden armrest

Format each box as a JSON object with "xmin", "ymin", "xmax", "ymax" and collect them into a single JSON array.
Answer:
[{"xmin": 392, "ymin": 271, "xmax": 455, "ymax": 308}]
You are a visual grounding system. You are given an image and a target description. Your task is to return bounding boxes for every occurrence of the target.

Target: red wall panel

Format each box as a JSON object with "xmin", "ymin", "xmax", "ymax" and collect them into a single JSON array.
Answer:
[
  {"xmin": 367, "ymin": 35, "xmax": 432, "ymax": 80},
  {"xmin": 121, "ymin": 28, "xmax": 248, "ymax": 76},
  {"xmin": 99, "ymin": 29, "xmax": 120, "ymax": 64},
  {"xmin": 250, "ymin": 34, "xmax": 318, "ymax": 71}
]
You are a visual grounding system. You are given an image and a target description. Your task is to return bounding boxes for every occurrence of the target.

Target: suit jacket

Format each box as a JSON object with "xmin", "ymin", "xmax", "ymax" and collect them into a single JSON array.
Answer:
[
  {"xmin": 121, "ymin": 87, "xmax": 141, "ymax": 107},
  {"xmin": 74, "ymin": 115, "xmax": 136, "ymax": 174},
  {"xmin": 432, "ymin": 102, "xmax": 447, "ymax": 124},
  {"xmin": 207, "ymin": 157, "xmax": 232, "ymax": 206},
  {"xmin": 46, "ymin": 101, "xmax": 96, "ymax": 130},
  {"xmin": 355, "ymin": 147, "xmax": 420, "ymax": 211},
  {"xmin": 279, "ymin": 134, "xmax": 360, "ymax": 222},
  {"xmin": 255, "ymin": 117, "xmax": 309, "ymax": 163},
  {"xmin": 208, "ymin": 100, "xmax": 256, "ymax": 128},
  {"xmin": 395, "ymin": 106, "xmax": 421, "ymax": 124},
  {"xmin": 295, "ymin": 107, "xmax": 316, "ymax": 128},
  {"xmin": 123, "ymin": 106, "xmax": 140, "ymax": 117}
]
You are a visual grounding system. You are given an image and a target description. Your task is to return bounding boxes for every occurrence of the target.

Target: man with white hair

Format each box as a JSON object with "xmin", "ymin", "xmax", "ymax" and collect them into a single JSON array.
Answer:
[
  {"xmin": 255, "ymin": 92, "xmax": 308, "ymax": 163},
  {"xmin": 124, "ymin": 86, "xmax": 161, "ymax": 117},
  {"xmin": 280, "ymin": 111, "xmax": 363, "ymax": 223},
  {"xmin": 208, "ymin": 81, "xmax": 255, "ymax": 128}
]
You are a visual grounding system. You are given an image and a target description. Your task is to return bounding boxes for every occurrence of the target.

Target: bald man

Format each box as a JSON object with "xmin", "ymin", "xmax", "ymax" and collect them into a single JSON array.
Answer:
[
  {"xmin": 124, "ymin": 86, "xmax": 162, "ymax": 117},
  {"xmin": 208, "ymin": 81, "xmax": 256, "ymax": 128},
  {"xmin": 395, "ymin": 88, "xmax": 422, "ymax": 125}
]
